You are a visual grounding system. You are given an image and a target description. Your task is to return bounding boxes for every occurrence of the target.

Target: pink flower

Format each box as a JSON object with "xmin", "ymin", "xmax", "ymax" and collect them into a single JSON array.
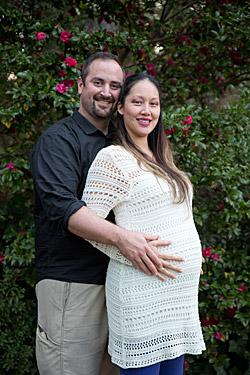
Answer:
[
  {"xmin": 218, "ymin": 296, "xmax": 223, "ymax": 300},
  {"xmin": 89, "ymin": 29, "xmax": 93, "ymax": 35},
  {"xmin": 56, "ymin": 84, "xmax": 69, "ymax": 93},
  {"xmin": 65, "ymin": 57, "xmax": 77, "ymax": 67},
  {"xmin": 211, "ymin": 253, "xmax": 219, "ymax": 261},
  {"xmin": 193, "ymin": 18, "xmax": 198, "ymax": 24},
  {"xmin": 125, "ymin": 71, "xmax": 131, "ymax": 78},
  {"xmin": 202, "ymin": 248, "xmax": 211, "ymax": 258},
  {"xmin": 35, "ymin": 32, "xmax": 46, "ymax": 40},
  {"xmin": 19, "ymin": 231, "xmax": 26, "ymax": 234},
  {"xmin": 6, "ymin": 162, "xmax": 18, "ymax": 170},
  {"xmin": 238, "ymin": 285, "xmax": 245, "ymax": 291},
  {"xmin": 60, "ymin": 30, "xmax": 72, "ymax": 42},
  {"xmin": 182, "ymin": 115, "xmax": 192, "ymax": 125},
  {"xmin": 58, "ymin": 70, "xmax": 67, "ymax": 77},
  {"xmin": 62, "ymin": 79, "xmax": 74, "ymax": 87},
  {"xmin": 201, "ymin": 282, "xmax": 207, "ymax": 286},
  {"xmin": 215, "ymin": 331, "xmax": 222, "ymax": 340},
  {"xmin": 55, "ymin": 25, "xmax": 59, "ymax": 29},
  {"xmin": 139, "ymin": 20, "xmax": 145, "ymax": 26},
  {"xmin": 0, "ymin": 252, "xmax": 4, "ymax": 262}
]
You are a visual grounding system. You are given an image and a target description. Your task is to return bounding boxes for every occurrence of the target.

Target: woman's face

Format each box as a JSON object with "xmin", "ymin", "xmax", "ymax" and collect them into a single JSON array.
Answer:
[{"xmin": 118, "ymin": 79, "xmax": 161, "ymax": 145}]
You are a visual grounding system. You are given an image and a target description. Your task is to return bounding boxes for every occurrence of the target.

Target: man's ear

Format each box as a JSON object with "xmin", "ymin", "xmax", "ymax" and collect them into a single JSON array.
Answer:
[
  {"xmin": 78, "ymin": 77, "xmax": 83, "ymax": 95},
  {"xmin": 117, "ymin": 102, "xmax": 124, "ymax": 115}
]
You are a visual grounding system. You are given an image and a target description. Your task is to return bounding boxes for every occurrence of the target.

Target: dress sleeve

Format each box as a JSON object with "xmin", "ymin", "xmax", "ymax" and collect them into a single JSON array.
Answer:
[{"xmin": 82, "ymin": 148, "xmax": 133, "ymax": 265}]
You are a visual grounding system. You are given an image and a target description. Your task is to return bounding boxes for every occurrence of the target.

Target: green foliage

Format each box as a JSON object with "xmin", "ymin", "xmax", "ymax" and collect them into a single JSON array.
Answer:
[{"xmin": 0, "ymin": 1, "xmax": 249, "ymax": 374}]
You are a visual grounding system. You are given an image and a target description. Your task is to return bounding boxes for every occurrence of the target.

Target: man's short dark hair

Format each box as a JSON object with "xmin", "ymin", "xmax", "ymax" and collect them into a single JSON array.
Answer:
[{"xmin": 81, "ymin": 52, "xmax": 125, "ymax": 85}]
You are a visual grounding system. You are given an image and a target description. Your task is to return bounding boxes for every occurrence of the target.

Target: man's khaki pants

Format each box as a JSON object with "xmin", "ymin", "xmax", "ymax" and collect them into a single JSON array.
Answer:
[{"xmin": 36, "ymin": 279, "xmax": 119, "ymax": 375}]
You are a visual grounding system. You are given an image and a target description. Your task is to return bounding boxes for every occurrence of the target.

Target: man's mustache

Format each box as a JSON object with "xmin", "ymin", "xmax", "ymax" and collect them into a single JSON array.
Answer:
[{"xmin": 94, "ymin": 94, "xmax": 115, "ymax": 104}]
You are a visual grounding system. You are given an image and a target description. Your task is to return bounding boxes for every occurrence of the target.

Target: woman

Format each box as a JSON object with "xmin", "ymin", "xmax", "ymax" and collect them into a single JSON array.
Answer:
[{"xmin": 82, "ymin": 73, "xmax": 205, "ymax": 374}]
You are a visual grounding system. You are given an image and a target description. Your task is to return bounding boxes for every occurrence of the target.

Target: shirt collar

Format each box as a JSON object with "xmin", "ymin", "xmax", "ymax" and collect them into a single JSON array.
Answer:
[{"xmin": 72, "ymin": 109, "xmax": 115, "ymax": 136}]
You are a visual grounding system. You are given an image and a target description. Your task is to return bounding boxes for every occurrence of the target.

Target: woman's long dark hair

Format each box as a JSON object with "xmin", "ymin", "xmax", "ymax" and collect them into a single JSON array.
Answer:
[{"xmin": 114, "ymin": 73, "xmax": 191, "ymax": 203}]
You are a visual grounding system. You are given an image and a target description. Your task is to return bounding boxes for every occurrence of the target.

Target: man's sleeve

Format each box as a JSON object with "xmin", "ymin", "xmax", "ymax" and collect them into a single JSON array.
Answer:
[{"xmin": 30, "ymin": 131, "xmax": 86, "ymax": 231}]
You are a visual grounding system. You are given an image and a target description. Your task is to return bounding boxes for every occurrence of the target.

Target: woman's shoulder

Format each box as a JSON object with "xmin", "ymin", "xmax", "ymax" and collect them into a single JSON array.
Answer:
[{"xmin": 98, "ymin": 145, "xmax": 133, "ymax": 160}]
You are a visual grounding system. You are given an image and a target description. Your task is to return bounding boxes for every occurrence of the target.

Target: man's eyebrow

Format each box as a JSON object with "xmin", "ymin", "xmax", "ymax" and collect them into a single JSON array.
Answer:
[{"xmin": 90, "ymin": 77, "xmax": 122, "ymax": 85}]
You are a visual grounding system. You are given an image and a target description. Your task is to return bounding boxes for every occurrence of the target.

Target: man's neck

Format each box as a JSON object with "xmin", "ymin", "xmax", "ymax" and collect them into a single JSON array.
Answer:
[{"xmin": 78, "ymin": 108, "xmax": 110, "ymax": 135}]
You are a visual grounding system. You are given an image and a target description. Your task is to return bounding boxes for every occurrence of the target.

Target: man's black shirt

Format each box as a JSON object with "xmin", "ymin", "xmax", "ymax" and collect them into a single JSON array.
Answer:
[{"xmin": 30, "ymin": 110, "xmax": 115, "ymax": 284}]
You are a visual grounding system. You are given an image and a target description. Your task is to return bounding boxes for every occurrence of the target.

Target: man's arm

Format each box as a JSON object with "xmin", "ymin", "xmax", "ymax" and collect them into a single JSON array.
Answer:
[{"xmin": 68, "ymin": 205, "xmax": 184, "ymax": 280}]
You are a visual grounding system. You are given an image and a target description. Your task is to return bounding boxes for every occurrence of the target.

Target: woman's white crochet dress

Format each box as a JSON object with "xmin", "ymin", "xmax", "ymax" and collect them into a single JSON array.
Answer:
[{"xmin": 82, "ymin": 145, "xmax": 205, "ymax": 369}]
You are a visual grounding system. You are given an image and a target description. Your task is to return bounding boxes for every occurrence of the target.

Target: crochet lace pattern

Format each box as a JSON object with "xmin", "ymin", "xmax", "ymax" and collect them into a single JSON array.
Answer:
[{"xmin": 82, "ymin": 145, "xmax": 206, "ymax": 368}]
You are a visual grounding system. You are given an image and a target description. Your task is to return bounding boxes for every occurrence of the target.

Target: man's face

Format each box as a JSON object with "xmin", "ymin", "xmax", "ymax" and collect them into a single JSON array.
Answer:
[{"xmin": 78, "ymin": 59, "xmax": 124, "ymax": 124}]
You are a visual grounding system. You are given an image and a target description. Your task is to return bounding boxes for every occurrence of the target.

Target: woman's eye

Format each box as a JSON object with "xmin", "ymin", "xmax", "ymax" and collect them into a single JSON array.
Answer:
[{"xmin": 151, "ymin": 102, "xmax": 158, "ymax": 106}]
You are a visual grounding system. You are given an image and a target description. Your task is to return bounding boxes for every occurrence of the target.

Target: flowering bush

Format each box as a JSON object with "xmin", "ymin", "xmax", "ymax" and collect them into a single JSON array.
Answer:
[{"xmin": 0, "ymin": 1, "xmax": 249, "ymax": 374}]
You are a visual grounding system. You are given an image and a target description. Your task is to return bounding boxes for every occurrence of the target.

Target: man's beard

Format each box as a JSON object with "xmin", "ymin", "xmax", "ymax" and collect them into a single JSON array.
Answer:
[{"xmin": 92, "ymin": 95, "xmax": 115, "ymax": 118}]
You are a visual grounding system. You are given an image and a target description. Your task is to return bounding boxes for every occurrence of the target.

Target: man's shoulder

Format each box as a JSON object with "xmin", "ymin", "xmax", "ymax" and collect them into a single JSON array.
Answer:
[{"xmin": 43, "ymin": 115, "xmax": 75, "ymax": 135}]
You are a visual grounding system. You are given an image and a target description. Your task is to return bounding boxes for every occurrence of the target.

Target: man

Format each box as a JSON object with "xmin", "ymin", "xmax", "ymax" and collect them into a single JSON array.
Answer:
[{"xmin": 30, "ymin": 52, "xmax": 183, "ymax": 375}]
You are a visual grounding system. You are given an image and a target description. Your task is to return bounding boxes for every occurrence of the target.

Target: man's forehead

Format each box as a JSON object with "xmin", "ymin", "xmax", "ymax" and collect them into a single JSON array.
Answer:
[{"xmin": 87, "ymin": 59, "xmax": 123, "ymax": 80}]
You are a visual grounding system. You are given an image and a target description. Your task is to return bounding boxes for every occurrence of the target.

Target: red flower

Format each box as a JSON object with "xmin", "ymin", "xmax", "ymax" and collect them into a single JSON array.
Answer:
[
  {"xmin": 0, "ymin": 252, "xmax": 4, "ymax": 262},
  {"xmin": 200, "ymin": 77, "xmax": 209, "ymax": 83},
  {"xmin": 35, "ymin": 32, "xmax": 46, "ymax": 40},
  {"xmin": 226, "ymin": 307, "xmax": 236, "ymax": 317},
  {"xmin": 199, "ymin": 47, "xmax": 209, "ymax": 55},
  {"xmin": 107, "ymin": 31, "xmax": 114, "ymax": 37},
  {"xmin": 127, "ymin": 36, "xmax": 132, "ymax": 44},
  {"xmin": 36, "ymin": 11, "xmax": 42, "ymax": 19},
  {"xmin": 60, "ymin": 30, "xmax": 73, "ymax": 43},
  {"xmin": 193, "ymin": 18, "xmax": 198, "ymax": 24},
  {"xmin": 165, "ymin": 126, "xmax": 177, "ymax": 136},
  {"xmin": 65, "ymin": 57, "xmax": 77, "ymax": 67},
  {"xmin": 62, "ymin": 79, "xmax": 74, "ymax": 87},
  {"xmin": 139, "ymin": 20, "xmax": 144, "ymax": 26},
  {"xmin": 6, "ymin": 162, "xmax": 18, "ymax": 170},
  {"xmin": 182, "ymin": 115, "xmax": 192, "ymax": 125},
  {"xmin": 217, "ymin": 76, "xmax": 223, "ymax": 84},
  {"xmin": 103, "ymin": 44, "xmax": 109, "ymax": 52},
  {"xmin": 146, "ymin": 63, "xmax": 157, "ymax": 76},
  {"xmin": 138, "ymin": 49, "xmax": 146, "ymax": 59},
  {"xmin": 56, "ymin": 84, "xmax": 69, "ymax": 93},
  {"xmin": 218, "ymin": 204, "xmax": 224, "ymax": 211},
  {"xmin": 202, "ymin": 247, "xmax": 212, "ymax": 257},
  {"xmin": 211, "ymin": 253, "xmax": 219, "ymax": 261},
  {"xmin": 215, "ymin": 331, "xmax": 222, "ymax": 340},
  {"xmin": 166, "ymin": 58, "xmax": 176, "ymax": 68},
  {"xmin": 58, "ymin": 70, "xmax": 67, "ymax": 77},
  {"xmin": 238, "ymin": 285, "xmax": 245, "ymax": 291}
]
